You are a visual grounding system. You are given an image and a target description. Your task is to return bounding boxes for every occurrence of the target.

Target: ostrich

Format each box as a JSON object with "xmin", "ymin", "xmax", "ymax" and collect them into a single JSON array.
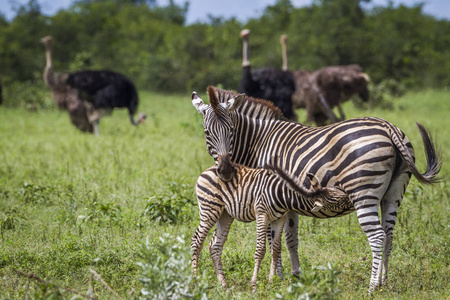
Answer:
[
  {"xmin": 280, "ymin": 35, "xmax": 370, "ymax": 126},
  {"xmin": 312, "ymin": 65, "xmax": 370, "ymax": 124},
  {"xmin": 66, "ymin": 70, "xmax": 146, "ymax": 135},
  {"xmin": 41, "ymin": 36, "xmax": 93, "ymax": 133},
  {"xmin": 238, "ymin": 29, "xmax": 297, "ymax": 121},
  {"xmin": 41, "ymin": 36, "xmax": 146, "ymax": 135}
]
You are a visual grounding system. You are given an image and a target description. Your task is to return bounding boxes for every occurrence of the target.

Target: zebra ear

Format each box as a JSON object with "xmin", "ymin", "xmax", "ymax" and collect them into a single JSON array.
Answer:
[
  {"xmin": 306, "ymin": 173, "xmax": 321, "ymax": 190},
  {"xmin": 192, "ymin": 91, "xmax": 208, "ymax": 114},
  {"xmin": 220, "ymin": 93, "xmax": 245, "ymax": 112}
]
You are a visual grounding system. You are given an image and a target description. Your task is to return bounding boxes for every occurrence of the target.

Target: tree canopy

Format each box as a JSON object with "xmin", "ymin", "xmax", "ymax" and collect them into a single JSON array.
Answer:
[{"xmin": 1, "ymin": 0, "xmax": 449, "ymax": 93}]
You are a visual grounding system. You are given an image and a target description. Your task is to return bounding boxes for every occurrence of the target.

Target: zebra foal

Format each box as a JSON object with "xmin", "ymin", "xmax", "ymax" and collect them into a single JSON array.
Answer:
[
  {"xmin": 191, "ymin": 164, "xmax": 348, "ymax": 290},
  {"xmin": 191, "ymin": 86, "xmax": 442, "ymax": 293}
]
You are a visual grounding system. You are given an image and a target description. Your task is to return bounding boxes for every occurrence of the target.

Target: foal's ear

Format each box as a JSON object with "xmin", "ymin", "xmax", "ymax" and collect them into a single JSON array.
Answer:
[
  {"xmin": 192, "ymin": 91, "xmax": 208, "ymax": 114},
  {"xmin": 221, "ymin": 93, "xmax": 245, "ymax": 112}
]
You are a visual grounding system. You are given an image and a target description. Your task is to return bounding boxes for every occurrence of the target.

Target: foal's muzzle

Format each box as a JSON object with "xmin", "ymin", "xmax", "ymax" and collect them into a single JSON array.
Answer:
[{"xmin": 217, "ymin": 155, "xmax": 235, "ymax": 182}]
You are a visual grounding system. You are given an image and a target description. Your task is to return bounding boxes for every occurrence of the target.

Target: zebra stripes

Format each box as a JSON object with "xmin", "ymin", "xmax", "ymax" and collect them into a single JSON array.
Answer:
[
  {"xmin": 191, "ymin": 164, "xmax": 348, "ymax": 290},
  {"xmin": 191, "ymin": 86, "xmax": 442, "ymax": 292}
]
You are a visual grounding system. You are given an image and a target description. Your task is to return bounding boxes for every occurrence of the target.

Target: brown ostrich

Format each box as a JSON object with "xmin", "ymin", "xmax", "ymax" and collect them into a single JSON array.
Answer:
[
  {"xmin": 41, "ymin": 36, "xmax": 146, "ymax": 135},
  {"xmin": 280, "ymin": 35, "xmax": 370, "ymax": 126},
  {"xmin": 41, "ymin": 36, "xmax": 93, "ymax": 133},
  {"xmin": 312, "ymin": 65, "xmax": 370, "ymax": 124}
]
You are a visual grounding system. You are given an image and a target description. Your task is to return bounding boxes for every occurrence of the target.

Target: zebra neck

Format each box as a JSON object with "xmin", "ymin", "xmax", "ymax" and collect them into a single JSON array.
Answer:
[
  {"xmin": 230, "ymin": 114, "xmax": 275, "ymax": 167},
  {"xmin": 230, "ymin": 113, "xmax": 305, "ymax": 168}
]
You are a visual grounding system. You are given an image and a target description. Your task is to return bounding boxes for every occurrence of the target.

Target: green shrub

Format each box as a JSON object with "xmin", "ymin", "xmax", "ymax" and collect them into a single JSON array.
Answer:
[
  {"xmin": 143, "ymin": 182, "xmax": 194, "ymax": 225},
  {"xmin": 354, "ymin": 79, "xmax": 406, "ymax": 110},
  {"xmin": 0, "ymin": 207, "xmax": 27, "ymax": 236},
  {"xmin": 276, "ymin": 263, "xmax": 341, "ymax": 300},
  {"xmin": 2, "ymin": 80, "xmax": 55, "ymax": 111},
  {"xmin": 138, "ymin": 233, "xmax": 211, "ymax": 299}
]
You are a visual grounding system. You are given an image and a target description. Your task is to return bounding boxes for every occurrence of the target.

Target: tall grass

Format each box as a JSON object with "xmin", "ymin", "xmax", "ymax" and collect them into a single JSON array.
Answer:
[{"xmin": 0, "ymin": 89, "xmax": 448, "ymax": 299}]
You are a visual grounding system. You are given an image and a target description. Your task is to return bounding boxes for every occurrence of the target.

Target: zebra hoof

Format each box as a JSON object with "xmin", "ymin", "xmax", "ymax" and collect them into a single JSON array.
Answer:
[{"xmin": 291, "ymin": 270, "xmax": 301, "ymax": 278}]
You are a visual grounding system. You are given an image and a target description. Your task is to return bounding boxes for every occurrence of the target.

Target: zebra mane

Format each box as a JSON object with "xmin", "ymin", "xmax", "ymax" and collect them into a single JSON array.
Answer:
[{"xmin": 210, "ymin": 86, "xmax": 287, "ymax": 121}]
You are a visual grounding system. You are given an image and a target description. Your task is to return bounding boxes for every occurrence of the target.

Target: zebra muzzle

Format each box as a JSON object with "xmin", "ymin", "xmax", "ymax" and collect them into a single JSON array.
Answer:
[{"xmin": 217, "ymin": 155, "xmax": 235, "ymax": 182}]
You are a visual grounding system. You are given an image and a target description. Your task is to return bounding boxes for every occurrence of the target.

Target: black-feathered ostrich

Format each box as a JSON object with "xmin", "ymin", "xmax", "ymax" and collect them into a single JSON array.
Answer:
[
  {"xmin": 280, "ymin": 35, "xmax": 370, "ymax": 126},
  {"xmin": 238, "ymin": 29, "xmax": 297, "ymax": 121},
  {"xmin": 67, "ymin": 70, "xmax": 146, "ymax": 135},
  {"xmin": 41, "ymin": 36, "xmax": 146, "ymax": 135}
]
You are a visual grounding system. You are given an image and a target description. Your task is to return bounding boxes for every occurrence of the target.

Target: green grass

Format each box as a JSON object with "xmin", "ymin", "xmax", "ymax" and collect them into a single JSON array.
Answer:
[{"xmin": 0, "ymin": 89, "xmax": 448, "ymax": 299}]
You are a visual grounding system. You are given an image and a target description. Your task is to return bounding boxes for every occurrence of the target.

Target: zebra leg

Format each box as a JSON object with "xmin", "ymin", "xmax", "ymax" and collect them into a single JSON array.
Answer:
[
  {"xmin": 191, "ymin": 208, "xmax": 224, "ymax": 276},
  {"xmin": 355, "ymin": 201, "xmax": 385, "ymax": 293},
  {"xmin": 269, "ymin": 215, "xmax": 288, "ymax": 283},
  {"xmin": 284, "ymin": 211, "xmax": 300, "ymax": 276},
  {"xmin": 380, "ymin": 173, "xmax": 409, "ymax": 286},
  {"xmin": 251, "ymin": 214, "xmax": 269, "ymax": 292},
  {"xmin": 267, "ymin": 224, "xmax": 284, "ymax": 280},
  {"xmin": 266, "ymin": 224, "xmax": 283, "ymax": 279},
  {"xmin": 208, "ymin": 211, "xmax": 234, "ymax": 289}
]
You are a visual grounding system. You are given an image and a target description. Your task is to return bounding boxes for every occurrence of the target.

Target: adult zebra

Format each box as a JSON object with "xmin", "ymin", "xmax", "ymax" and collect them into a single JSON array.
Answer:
[{"xmin": 191, "ymin": 86, "xmax": 442, "ymax": 292}]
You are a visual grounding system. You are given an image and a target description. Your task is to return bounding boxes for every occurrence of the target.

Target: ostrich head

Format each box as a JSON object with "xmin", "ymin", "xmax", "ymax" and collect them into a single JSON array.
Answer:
[
  {"xmin": 137, "ymin": 112, "xmax": 147, "ymax": 123},
  {"xmin": 192, "ymin": 87, "xmax": 245, "ymax": 182},
  {"xmin": 130, "ymin": 112, "xmax": 147, "ymax": 126},
  {"xmin": 357, "ymin": 73, "xmax": 371, "ymax": 102},
  {"xmin": 40, "ymin": 36, "xmax": 52, "ymax": 46},
  {"xmin": 137, "ymin": 113, "xmax": 147, "ymax": 124},
  {"xmin": 240, "ymin": 29, "xmax": 250, "ymax": 38}
]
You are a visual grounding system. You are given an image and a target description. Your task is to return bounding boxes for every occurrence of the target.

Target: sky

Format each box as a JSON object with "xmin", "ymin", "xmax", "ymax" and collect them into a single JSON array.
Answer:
[{"xmin": 0, "ymin": 0, "xmax": 449, "ymax": 24}]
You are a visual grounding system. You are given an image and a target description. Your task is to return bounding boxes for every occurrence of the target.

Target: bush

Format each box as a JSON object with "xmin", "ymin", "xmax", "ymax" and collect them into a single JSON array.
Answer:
[
  {"xmin": 2, "ymin": 79, "xmax": 55, "ymax": 111},
  {"xmin": 276, "ymin": 263, "xmax": 341, "ymax": 300},
  {"xmin": 354, "ymin": 79, "xmax": 406, "ymax": 110},
  {"xmin": 138, "ymin": 233, "xmax": 211, "ymax": 299},
  {"xmin": 143, "ymin": 182, "xmax": 194, "ymax": 225}
]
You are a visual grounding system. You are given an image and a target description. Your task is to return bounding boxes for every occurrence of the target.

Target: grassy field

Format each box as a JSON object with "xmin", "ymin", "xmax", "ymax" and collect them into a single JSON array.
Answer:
[{"xmin": 0, "ymin": 89, "xmax": 448, "ymax": 299}]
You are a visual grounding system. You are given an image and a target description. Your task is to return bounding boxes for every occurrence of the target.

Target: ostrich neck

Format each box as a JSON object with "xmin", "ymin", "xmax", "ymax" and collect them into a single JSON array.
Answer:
[
  {"xmin": 43, "ymin": 44, "xmax": 56, "ymax": 88},
  {"xmin": 242, "ymin": 36, "xmax": 250, "ymax": 67},
  {"xmin": 281, "ymin": 39, "xmax": 288, "ymax": 71},
  {"xmin": 130, "ymin": 114, "xmax": 139, "ymax": 126},
  {"xmin": 45, "ymin": 44, "xmax": 52, "ymax": 69}
]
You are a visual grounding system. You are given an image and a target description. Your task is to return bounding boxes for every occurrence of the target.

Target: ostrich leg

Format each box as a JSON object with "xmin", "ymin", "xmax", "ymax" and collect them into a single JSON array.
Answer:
[
  {"xmin": 337, "ymin": 103, "xmax": 346, "ymax": 121},
  {"xmin": 318, "ymin": 93, "xmax": 338, "ymax": 123},
  {"xmin": 93, "ymin": 120, "xmax": 100, "ymax": 136}
]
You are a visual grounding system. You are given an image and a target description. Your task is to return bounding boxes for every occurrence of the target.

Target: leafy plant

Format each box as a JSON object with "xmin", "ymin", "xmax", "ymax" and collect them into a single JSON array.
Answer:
[
  {"xmin": 77, "ymin": 201, "xmax": 122, "ymax": 224},
  {"xmin": 143, "ymin": 181, "xmax": 194, "ymax": 225},
  {"xmin": 16, "ymin": 182, "xmax": 59, "ymax": 205},
  {"xmin": 0, "ymin": 208, "xmax": 27, "ymax": 237},
  {"xmin": 138, "ymin": 233, "xmax": 211, "ymax": 299},
  {"xmin": 2, "ymin": 80, "xmax": 55, "ymax": 110},
  {"xmin": 276, "ymin": 263, "xmax": 341, "ymax": 300},
  {"xmin": 354, "ymin": 79, "xmax": 406, "ymax": 110}
]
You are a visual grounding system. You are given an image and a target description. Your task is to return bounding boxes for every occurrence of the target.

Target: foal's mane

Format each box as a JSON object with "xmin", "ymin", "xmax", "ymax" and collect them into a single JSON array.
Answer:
[{"xmin": 207, "ymin": 86, "xmax": 287, "ymax": 121}]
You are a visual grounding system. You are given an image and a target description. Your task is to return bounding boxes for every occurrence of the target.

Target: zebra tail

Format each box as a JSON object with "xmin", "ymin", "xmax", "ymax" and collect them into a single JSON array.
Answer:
[
  {"xmin": 263, "ymin": 164, "xmax": 322, "ymax": 197},
  {"xmin": 394, "ymin": 123, "xmax": 442, "ymax": 184}
]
